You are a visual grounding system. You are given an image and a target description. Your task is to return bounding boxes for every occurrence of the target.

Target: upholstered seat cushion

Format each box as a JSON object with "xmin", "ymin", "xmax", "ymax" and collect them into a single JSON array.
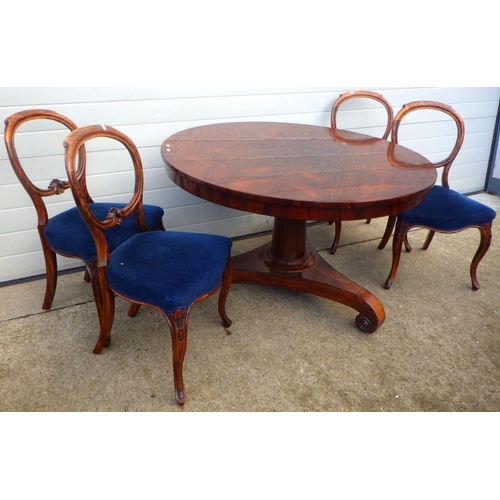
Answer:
[
  {"xmin": 107, "ymin": 231, "xmax": 232, "ymax": 314},
  {"xmin": 401, "ymin": 185, "xmax": 497, "ymax": 231},
  {"xmin": 44, "ymin": 203, "xmax": 164, "ymax": 263}
]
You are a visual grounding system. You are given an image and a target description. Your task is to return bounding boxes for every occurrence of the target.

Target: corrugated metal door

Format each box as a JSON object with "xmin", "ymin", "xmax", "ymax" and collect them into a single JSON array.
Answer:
[{"xmin": 486, "ymin": 101, "xmax": 500, "ymax": 194}]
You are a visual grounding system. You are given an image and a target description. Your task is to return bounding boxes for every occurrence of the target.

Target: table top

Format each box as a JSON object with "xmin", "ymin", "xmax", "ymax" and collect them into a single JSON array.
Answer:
[{"xmin": 162, "ymin": 122, "xmax": 437, "ymax": 221}]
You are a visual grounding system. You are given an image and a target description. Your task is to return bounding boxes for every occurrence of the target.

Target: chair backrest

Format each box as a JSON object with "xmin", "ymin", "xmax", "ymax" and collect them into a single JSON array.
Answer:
[
  {"xmin": 331, "ymin": 90, "xmax": 394, "ymax": 140},
  {"xmin": 4, "ymin": 109, "xmax": 90, "ymax": 228},
  {"xmin": 63, "ymin": 125, "xmax": 149, "ymax": 267},
  {"xmin": 391, "ymin": 101, "xmax": 465, "ymax": 189}
]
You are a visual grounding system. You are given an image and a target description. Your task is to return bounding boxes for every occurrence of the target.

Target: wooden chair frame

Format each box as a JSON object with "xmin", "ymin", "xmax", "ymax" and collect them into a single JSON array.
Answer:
[
  {"xmin": 4, "ymin": 110, "xmax": 165, "ymax": 355},
  {"xmin": 64, "ymin": 125, "xmax": 233, "ymax": 405},
  {"xmin": 329, "ymin": 90, "xmax": 394, "ymax": 254},
  {"xmin": 379, "ymin": 101, "xmax": 493, "ymax": 290},
  {"xmin": 4, "ymin": 109, "xmax": 90, "ymax": 310}
]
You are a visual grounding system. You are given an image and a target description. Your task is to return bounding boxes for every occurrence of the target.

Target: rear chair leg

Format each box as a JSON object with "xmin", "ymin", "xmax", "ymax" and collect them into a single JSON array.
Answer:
[
  {"xmin": 330, "ymin": 220, "xmax": 342, "ymax": 255},
  {"xmin": 422, "ymin": 230, "xmax": 436, "ymax": 250},
  {"xmin": 128, "ymin": 303, "xmax": 141, "ymax": 317},
  {"xmin": 384, "ymin": 220, "xmax": 409, "ymax": 290},
  {"xmin": 378, "ymin": 215, "xmax": 397, "ymax": 250}
]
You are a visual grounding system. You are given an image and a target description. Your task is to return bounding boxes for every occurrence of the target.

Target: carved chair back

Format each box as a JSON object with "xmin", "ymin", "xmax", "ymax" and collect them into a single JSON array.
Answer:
[
  {"xmin": 391, "ymin": 100, "xmax": 465, "ymax": 188},
  {"xmin": 4, "ymin": 109, "xmax": 89, "ymax": 230},
  {"xmin": 63, "ymin": 125, "xmax": 149, "ymax": 269},
  {"xmin": 328, "ymin": 90, "xmax": 394, "ymax": 254},
  {"xmin": 331, "ymin": 90, "xmax": 394, "ymax": 140}
]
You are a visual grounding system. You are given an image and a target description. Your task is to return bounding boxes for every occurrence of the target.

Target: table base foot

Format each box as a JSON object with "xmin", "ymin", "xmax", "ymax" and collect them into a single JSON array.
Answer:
[{"xmin": 232, "ymin": 240, "xmax": 385, "ymax": 333}]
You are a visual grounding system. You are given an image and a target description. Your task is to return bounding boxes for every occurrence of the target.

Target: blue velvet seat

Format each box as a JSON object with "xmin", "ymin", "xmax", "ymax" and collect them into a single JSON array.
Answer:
[
  {"xmin": 400, "ymin": 185, "xmax": 496, "ymax": 231},
  {"xmin": 45, "ymin": 203, "xmax": 165, "ymax": 263},
  {"xmin": 380, "ymin": 101, "xmax": 497, "ymax": 290},
  {"xmin": 328, "ymin": 90, "xmax": 394, "ymax": 255},
  {"xmin": 63, "ymin": 124, "xmax": 233, "ymax": 405},
  {"xmin": 3, "ymin": 110, "xmax": 165, "ymax": 355},
  {"xmin": 108, "ymin": 231, "xmax": 232, "ymax": 315}
]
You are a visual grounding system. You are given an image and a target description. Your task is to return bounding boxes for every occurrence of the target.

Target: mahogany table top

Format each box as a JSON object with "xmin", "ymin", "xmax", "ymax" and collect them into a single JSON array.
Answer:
[{"xmin": 162, "ymin": 121, "xmax": 437, "ymax": 222}]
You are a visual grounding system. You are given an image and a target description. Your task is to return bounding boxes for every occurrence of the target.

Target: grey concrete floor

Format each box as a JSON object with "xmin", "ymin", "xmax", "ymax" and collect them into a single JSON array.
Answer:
[{"xmin": 1, "ymin": 193, "xmax": 500, "ymax": 412}]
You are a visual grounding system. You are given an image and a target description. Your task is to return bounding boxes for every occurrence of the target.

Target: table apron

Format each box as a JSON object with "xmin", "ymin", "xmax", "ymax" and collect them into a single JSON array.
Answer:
[{"xmin": 168, "ymin": 169, "xmax": 432, "ymax": 221}]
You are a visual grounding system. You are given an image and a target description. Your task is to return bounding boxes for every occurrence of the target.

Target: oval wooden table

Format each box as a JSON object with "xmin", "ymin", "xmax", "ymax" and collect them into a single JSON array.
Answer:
[{"xmin": 162, "ymin": 122, "xmax": 437, "ymax": 333}]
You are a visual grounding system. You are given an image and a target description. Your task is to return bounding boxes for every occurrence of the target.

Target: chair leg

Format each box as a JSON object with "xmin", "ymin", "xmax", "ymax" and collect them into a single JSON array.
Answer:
[
  {"xmin": 87, "ymin": 263, "xmax": 115, "ymax": 354},
  {"xmin": 40, "ymin": 235, "xmax": 58, "ymax": 310},
  {"xmin": 404, "ymin": 233, "xmax": 412, "ymax": 253},
  {"xmin": 470, "ymin": 223, "xmax": 493, "ymax": 291},
  {"xmin": 83, "ymin": 269, "xmax": 91, "ymax": 283},
  {"xmin": 330, "ymin": 220, "xmax": 342, "ymax": 255},
  {"xmin": 422, "ymin": 230, "xmax": 436, "ymax": 250},
  {"xmin": 378, "ymin": 215, "xmax": 397, "ymax": 250},
  {"xmin": 218, "ymin": 259, "xmax": 233, "ymax": 328},
  {"xmin": 384, "ymin": 219, "xmax": 409, "ymax": 290},
  {"xmin": 41, "ymin": 249, "xmax": 57, "ymax": 310},
  {"xmin": 167, "ymin": 310, "xmax": 189, "ymax": 405},
  {"xmin": 128, "ymin": 303, "xmax": 141, "ymax": 317}
]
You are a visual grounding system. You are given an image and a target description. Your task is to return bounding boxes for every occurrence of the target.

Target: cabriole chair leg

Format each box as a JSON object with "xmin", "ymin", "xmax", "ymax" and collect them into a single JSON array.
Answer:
[
  {"xmin": 218, "ymin": 259, "xmax": 233, "ymax": 328},
  {"xmin": 87, "ymin": 264, "xmax": 115, "ymax": 354},
  {"xmin": 470, "ymin": 223, "xmax": 493, "ymax": 291},
  {"xmin": 167, "ymin": 310, "xmax": 189, "ymax": 405}
]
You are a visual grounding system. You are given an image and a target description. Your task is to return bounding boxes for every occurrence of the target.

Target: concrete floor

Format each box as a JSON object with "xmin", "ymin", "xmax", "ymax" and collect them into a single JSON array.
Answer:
[{"xmin": 1, "ymin": 193, "xmax": 499, "ymax": 412}]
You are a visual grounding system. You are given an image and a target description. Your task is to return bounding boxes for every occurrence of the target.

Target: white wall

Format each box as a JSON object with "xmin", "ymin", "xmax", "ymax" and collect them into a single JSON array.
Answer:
[{"xmin": 1, "ymin": 87, "xmax": 499, "ymax": 283}]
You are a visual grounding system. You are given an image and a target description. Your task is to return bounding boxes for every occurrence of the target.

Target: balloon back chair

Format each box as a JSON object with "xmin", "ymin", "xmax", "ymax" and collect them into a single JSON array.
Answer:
[
  {"xmin": 4, "ymin": 110, "xmax": 165, "ymax": 354},
  {"xmin": 329, "ymin": 90, "xmax": 394, "ymax": 254},
  {"xmin": 380, "ymin": 101, "xmax": 497, "ymax": 290},
  {"xmin": 63, "ymin": 125, "xmax": 234, "ymax": 405}
]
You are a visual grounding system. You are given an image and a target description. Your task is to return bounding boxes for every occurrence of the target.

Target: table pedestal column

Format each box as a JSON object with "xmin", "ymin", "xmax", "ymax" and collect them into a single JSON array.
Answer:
[{"xmin": 231, "ymin": 217, "xmax": 385, "ymax": 333}]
